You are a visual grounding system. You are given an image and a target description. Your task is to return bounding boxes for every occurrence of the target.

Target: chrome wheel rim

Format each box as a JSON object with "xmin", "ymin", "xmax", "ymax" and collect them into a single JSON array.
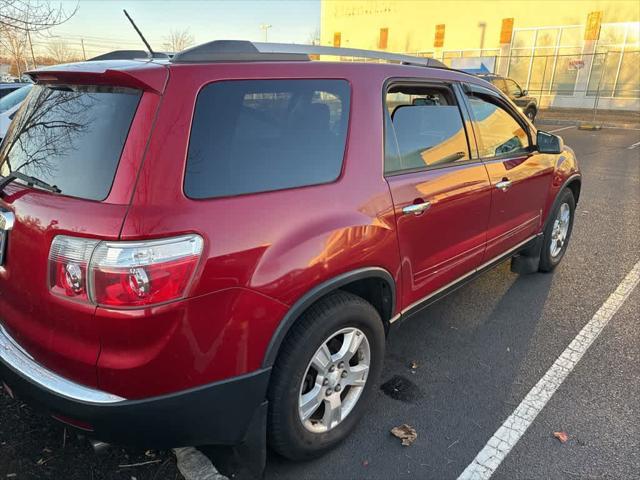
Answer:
[
  {"xmin": 298, "ymin": 327, "xmax": 371, "ymax": 433},
  {"xmin": 550, "ymin": 202, "xmax": 570, "ymax": 258}
]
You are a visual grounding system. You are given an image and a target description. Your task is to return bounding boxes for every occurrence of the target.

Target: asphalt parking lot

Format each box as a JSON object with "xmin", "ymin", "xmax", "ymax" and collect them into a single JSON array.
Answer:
[{"xmin": 1, "ymin": 124, "xmax": 639, "ymax": 480}]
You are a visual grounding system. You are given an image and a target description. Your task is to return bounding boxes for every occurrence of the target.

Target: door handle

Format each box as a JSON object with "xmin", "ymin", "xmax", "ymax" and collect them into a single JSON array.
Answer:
[
  {"xmin": 495, "ymin": 179, "xmax": 512, "ymax": 191},
  {"xmin": 402, "ymin": 201, "xmax": 431, "ymax": 216}
]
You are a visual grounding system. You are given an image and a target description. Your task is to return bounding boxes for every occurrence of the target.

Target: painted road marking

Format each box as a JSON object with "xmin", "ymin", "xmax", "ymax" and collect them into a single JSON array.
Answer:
[
  {"xmin": 458, "ymin": 260, "xmax": 640, "ymax": 480},
  {"xmin": 627, "ymin": 141, "xmax": 640, "ymax": 150},
  {"xmin": 548, "ymin": 125, "xmax": 576, "ymax": 133}
]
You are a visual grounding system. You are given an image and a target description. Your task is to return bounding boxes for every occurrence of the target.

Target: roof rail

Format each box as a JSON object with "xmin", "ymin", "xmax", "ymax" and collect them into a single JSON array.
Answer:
[
  {"xmin": 171, "ymin": 40, "xmax": 448, "ymax": 68},
  {"xmin": 88, "ymin": 50, "xmax": 169, "ymax": 61}
]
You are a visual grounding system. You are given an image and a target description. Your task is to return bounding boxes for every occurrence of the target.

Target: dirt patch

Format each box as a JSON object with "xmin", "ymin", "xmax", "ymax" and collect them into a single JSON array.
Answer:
[{"xmin": 0, "ymin": 386, "xmax": 183, "ymax": 480}]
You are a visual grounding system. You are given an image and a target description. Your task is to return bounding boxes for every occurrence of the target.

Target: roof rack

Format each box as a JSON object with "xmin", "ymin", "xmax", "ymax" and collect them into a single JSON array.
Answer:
[
  {"xmin": 171, "ymin": 40, "xmax": 448, "ymax": 68},
  {"xmin": 88, "ymin": 50, "xmax": 169, "ymax": 61}
]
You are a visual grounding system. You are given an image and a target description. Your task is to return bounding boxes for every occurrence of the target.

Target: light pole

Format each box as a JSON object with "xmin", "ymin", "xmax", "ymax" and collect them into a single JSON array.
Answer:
[{"xmin": 260, "ymin": 23, "xmax": 272, "ymax": 42}]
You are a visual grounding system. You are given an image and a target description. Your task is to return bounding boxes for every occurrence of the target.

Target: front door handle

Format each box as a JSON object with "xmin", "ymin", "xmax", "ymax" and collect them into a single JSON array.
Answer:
[
  {"xmin": 402, "ymin": 201, "xmax": 431, "ymax": 216},
  {"xmin": 495, "ymin": 179, "xmax": 512, "ymax": 191}
]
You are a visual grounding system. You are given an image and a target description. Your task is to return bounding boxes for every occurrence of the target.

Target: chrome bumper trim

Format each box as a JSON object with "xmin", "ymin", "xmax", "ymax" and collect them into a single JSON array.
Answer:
[{"xmin": 0, "ymin": 324, "xmax": 126, "ymax": 404}]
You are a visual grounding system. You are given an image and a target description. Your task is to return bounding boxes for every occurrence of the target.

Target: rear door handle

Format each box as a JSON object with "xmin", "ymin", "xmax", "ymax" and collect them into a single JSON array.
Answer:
[
  {"xmin": 402, "ymin": 201, "xmax": 431, "ymax": 216},
  {"xmin": 495, "ymin": 179, "xmax": 512, "ymax": 191}
]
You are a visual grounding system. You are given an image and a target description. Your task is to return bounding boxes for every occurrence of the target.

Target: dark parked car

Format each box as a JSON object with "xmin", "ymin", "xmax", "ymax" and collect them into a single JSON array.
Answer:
[
  {"xmin": 478, "ymin": 73, "xmax": 538, "ymax": 122},
  {"xmin": 0, "ymin": 42, "xmax": 580, "ymax": 466}
]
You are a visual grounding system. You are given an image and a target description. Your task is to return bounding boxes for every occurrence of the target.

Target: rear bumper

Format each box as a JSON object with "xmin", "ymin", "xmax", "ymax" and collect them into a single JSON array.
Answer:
[{"xmin": 0, "ymin": 324, "xmax": 270, "ymax": 448}]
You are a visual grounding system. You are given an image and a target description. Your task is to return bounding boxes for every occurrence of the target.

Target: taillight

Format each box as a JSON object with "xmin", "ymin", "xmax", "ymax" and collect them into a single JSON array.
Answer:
[
  {"xmin": 49, "ymin": 236, "xmax": 100, "ymax": 302},
  {"xmin": 49, "ymin": 235, "xmax": 204, "ymax": 308}
]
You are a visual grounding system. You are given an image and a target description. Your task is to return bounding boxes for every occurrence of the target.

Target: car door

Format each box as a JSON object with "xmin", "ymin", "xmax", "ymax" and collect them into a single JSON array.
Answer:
[
  {"xmin": 461, "ymin": 83, "xmax": 553, "ymax": 261},
  {"xmin": 384, "ymin": 81, "xmax": 492, "ymax": 311}
]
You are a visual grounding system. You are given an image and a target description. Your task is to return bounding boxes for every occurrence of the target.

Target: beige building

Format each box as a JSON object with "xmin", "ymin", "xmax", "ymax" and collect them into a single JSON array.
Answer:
[{"xmin": 320, "ymin": 1, "xmax": 640, "ymax": 109}]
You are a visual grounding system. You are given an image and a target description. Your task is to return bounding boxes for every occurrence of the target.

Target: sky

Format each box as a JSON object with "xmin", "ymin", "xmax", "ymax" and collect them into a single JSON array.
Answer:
[{"xmin": 39, "ymin": 0, "xmax": 321, "ymax": 57}]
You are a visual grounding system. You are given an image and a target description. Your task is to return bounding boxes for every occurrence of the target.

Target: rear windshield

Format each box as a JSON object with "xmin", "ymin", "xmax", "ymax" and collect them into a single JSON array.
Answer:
[
  {"xmin": 0, "ymin": 85, "xmax": 141, "ymax": 201},
  {"xmin": 184, "ymin": 79, "xmax": 350, "ymax": 199}
]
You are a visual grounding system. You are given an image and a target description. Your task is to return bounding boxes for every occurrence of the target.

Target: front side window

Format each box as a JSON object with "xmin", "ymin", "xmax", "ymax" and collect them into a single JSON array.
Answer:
[
  {"xmin": 505, "ymin": 79, "xmax": 523, "ymax": 97},
  {"xmin": 466, "ymin": 93, "xmax": 529, "ymax": 158},
  {"xmin": 184, "ymin": 79, "xmax": 350, "ymax": 199},
  {"xmin": 490, "ymin": 78, "xmax": 508, "ymax": 94},
  {"xmin": 385, "ymin": 85, "xmax": 470, "ymax": 173}
]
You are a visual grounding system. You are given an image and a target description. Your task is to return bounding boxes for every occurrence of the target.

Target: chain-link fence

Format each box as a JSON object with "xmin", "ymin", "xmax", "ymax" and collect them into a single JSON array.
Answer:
[{"xmin": 442, "ymin": 50, "xmax": 640, "ymax": 114}]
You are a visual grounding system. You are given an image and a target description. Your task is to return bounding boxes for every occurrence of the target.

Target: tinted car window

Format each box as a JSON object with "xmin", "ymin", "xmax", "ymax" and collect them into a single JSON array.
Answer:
[
  {"xmin": 185, "ymin": 79, "xmax": 350, "ymax": 199},
  {"xmin": 0, "ymin": 85, "xmax": 32, "ymax": 113},
  {"xmin": 0, "ymin": 85, "xmax": 141, "ymax": 200},
  {"xmin": 466, "ymin": 94, "xmax": 529, "ymax": 158},
  {"xmin": 386, "ymin": 85, "xmax": 470, "ymax": 173},
  {"xmin": 504, "ymin": 79, "xmax": 523, "ymax": 97},
  {"xmin": 490, "ymin": 78, "xmax": 508, "ymax": 94}
]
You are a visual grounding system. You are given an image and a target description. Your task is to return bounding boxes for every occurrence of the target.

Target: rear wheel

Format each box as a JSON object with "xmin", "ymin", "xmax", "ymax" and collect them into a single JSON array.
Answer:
[
  {"xmin": 267, "ymin": 291, "xmax": 385, "ymax": 460},
  {"xmin": 539, "ymin": 188, "xmax": 575, "ymax": 272}
]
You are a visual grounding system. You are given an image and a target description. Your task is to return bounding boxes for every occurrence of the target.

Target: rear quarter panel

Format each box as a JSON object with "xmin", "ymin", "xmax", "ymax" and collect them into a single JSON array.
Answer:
[{"xmin": 113, "ymin": 63, "xmax": 402, "ymax": 396}]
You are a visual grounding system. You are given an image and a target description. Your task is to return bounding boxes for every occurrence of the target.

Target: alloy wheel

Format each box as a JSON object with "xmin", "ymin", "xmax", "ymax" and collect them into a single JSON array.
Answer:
[
  {"xmin": 298, "ymin": 327, "xmax": 371, "ymax": 433},
  {"xmin": 550, "ymin": 202, "xmax": 570, "ymax": 258}
]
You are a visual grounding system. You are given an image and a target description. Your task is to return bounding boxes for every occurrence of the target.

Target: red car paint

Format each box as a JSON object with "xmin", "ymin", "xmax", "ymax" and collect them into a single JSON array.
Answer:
[{"xmin": 0, "ymin": 59, "xmax": 579, "ymax": 404}]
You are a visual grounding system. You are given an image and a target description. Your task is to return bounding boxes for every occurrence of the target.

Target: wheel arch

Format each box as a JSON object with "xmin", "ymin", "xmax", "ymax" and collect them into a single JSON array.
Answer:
[
  {"xmin": 261, "ymin": 267, "xmax": 396, "ymax": 368},
  {"xmin": 543, "ymin": 174, "xmax": 582, "ymax": 231}
]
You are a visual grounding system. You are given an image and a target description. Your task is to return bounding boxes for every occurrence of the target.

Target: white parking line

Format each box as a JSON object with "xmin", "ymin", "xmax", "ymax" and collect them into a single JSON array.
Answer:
[
  {"xmin": 627, "ymin": 141, "xmax": 640, "ymax": 150},
  {"xmin": 547, "ymin": 125, "xmax": 576, "ymax": 133},
  {"xmin": 458, "ymin": 260, "xmax": 640, "ymax": 480}
]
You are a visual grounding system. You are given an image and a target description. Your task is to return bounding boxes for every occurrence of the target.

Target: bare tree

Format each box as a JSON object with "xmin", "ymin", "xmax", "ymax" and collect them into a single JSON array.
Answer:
[
  {"xmin": 162, "ymin": 28, "xmax": 194, "ymax": 53},
  {"xmin": 1, "ymin": 28, "xmax": 29, "ymax": 75},
  {"xmin": 0, "ymin": 0, "xmax": 76, "ymax": 32},
  {"xmin": 0, "ymin": 0, "xmax": 77, "ymax": 74},
  {"xmin": 46, "ymin": 38, "xmax": 73, "ymax": 64},
  {"xmin": 307, "ymin": 27, "xmax": 320, "ymax": 46}
]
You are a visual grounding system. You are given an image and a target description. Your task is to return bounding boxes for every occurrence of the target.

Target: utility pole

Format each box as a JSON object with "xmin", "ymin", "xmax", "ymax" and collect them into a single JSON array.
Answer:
[
  {"xmin": 260, "ymin": 23, "xmax": 272, "ymax": 42},
  {"xmin": 26, "ymin": 28, "xmax": 37, "ymax": 69},
  {"xmin": 81, "ymin": 38, "xmax": 87, "ymax": 60}
]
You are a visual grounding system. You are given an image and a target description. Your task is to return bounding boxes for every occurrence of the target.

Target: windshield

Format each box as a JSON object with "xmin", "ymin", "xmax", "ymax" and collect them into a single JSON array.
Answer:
[
  {"xmin": 0, "ymin": 85, "xmax": 32, "ymax": 113},
  {"xmin": 0, "ymin": 84, "xmax": 141, "ymax": 200}
]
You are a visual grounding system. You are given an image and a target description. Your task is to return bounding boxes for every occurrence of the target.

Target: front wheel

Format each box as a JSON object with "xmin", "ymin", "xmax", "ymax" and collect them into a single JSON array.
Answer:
[
  {"xmin": 267, "ymin": 291, "xmax": 385, "ymax": 460},
  {"xmin": 539, "ymin": 188, "xmax": 576, "ymax": 272}
]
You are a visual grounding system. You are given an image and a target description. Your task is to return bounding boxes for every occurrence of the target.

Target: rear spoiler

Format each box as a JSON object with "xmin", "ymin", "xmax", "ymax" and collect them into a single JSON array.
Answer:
[{"xmin": 25, "ymin": 61, "xmax": 168, "ymax": 95}]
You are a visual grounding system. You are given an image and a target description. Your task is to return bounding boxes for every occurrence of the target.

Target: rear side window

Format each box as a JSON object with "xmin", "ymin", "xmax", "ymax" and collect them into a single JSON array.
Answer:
[
  {"xmin": 0, "ymin": 85, "xmax": 141, "ymax": 201},
  {"xmin": 185, "ymin": 79, "xmax": 350, "ymax": 199},
  {"xmin": 385, "ymin": 84, "xmax": 470, "ymax": 173}
]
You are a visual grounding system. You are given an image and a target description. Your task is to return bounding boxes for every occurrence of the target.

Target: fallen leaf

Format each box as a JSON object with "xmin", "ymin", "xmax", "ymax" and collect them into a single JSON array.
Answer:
[
  {"xmin": 553, "ymin": 431, "xmax": 569, "ymax": 443},
  {"xmin": 391, "ymin": 424, "xmax": 418, "ymax": 446}
]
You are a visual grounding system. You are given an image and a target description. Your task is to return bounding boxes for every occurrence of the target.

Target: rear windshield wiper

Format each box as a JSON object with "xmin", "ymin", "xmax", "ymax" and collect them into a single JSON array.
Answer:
[{"xmin": 0, "ymin": 171, "xmax": 61, "ymax": 194}]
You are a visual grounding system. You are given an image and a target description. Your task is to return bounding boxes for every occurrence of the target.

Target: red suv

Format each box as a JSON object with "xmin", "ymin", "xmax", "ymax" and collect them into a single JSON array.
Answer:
[{"xmin": 0, "ymin": 41, "xmax": 580, "ymax": 462}]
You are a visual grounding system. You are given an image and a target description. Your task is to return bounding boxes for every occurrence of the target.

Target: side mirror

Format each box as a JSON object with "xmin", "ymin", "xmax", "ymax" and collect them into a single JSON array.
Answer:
[
  {"xmin": 521, "ymin": 89, "xmax": 528, "ymax": 97},
  {"xmin": 537, "ymin": 130, "xmax": 564, "ymax": 154}
]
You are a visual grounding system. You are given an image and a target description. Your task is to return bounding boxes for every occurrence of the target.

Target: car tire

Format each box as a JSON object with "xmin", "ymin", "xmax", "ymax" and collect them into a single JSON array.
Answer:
[
  {"xmin": 539, "ymin": 188, "xmax": 575, "ymax": 272},
  {"xmin": 525, "ymin": 107, "xmax": 536, "ymax": 123},
  {"xmin": 267, "ymin": 291, "xmax": 385, "ymax": 461}
]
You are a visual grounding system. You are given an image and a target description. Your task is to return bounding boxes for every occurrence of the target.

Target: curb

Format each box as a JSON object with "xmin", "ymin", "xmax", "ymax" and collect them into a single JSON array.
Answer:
[{"xmin": 537, "ymin": 118, "xmax": 640, "ymax": 130}]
